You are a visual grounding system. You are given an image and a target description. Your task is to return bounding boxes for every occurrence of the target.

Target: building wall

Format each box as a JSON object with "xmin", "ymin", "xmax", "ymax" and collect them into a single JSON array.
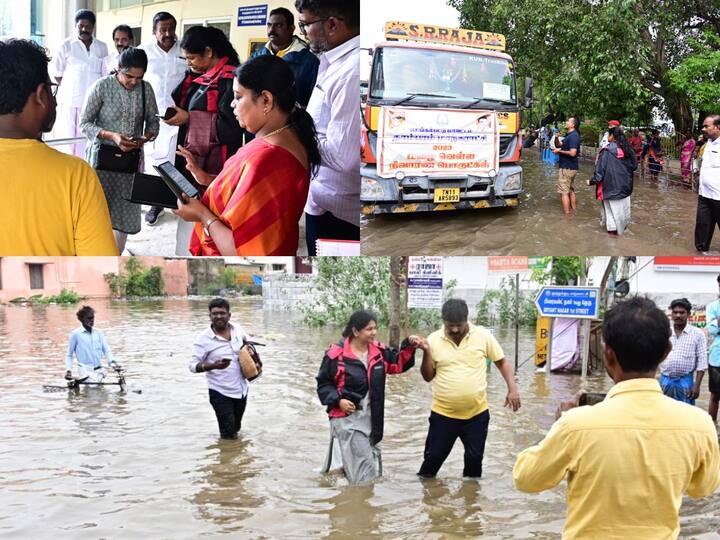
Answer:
[
  {"xmin": 0, "ymin": 257, "xmax": 189, "ymax": 301},
  {"xmin": 91, "ymin": 0, "xmax": 299, "ymax": 61},
  {"xmin": 262, "ymin": 273, "xmax": 315, "ymax": 310}
]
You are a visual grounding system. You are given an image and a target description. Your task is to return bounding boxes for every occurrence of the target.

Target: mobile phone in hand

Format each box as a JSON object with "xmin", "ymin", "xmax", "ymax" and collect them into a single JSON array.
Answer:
[{"xmin": 578, "ymin": 392, "xmax": 606, "ymax": 406}]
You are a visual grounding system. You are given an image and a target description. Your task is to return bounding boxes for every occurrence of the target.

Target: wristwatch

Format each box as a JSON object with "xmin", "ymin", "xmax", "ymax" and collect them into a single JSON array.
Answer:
[{"xmin": 203, "ymin": 217, "xmax": 220, "ymax": 236}]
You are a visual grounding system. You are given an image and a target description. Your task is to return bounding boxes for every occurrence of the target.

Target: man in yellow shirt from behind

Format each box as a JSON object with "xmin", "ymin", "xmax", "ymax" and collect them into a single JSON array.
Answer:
[
  {"xmin": 418, "ymin": 298, "xmax": 521, "ymax": 478},
  {"xmin": 0, "ymin": 39, "xmax": 117, "ymax": 255},
  {"xmin": 514, "ymin": 296, "xmax": 720, "ymax": 539}
]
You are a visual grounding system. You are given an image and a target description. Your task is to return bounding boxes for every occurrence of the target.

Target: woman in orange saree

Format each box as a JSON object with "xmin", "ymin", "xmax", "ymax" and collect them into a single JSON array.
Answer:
[{"xmin": 173, "ymin": 55, "xmax": 320, "ymax": 255}]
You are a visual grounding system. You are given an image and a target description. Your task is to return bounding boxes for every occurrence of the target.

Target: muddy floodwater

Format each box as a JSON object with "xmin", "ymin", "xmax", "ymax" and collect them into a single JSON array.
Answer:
[
  {"xmin": 1, "ymin": 299, "xmax": 718, "ymax": 538},
  {"xmin": 362, "ymin": 150, "xmax": 704, "ymax": 256}
]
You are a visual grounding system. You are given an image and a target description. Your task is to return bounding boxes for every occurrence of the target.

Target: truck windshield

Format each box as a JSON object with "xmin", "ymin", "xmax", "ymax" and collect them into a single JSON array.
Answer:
[{"xmin": 370, "ymin": 46, "xmax": 517, "ymax": 106}]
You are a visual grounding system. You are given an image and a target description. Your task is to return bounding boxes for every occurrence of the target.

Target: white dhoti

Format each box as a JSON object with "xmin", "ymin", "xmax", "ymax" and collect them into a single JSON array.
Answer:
[
  {"xmin": 72, "ymin": 364, "xmax": 106, "ymax": 383},
  {"xmin": 54, "ymin": 105, "xmax": 87, "ymax": 158},
  {"xmin": 601, "ymin": 197, "xmax": 631, "ymax": 234}
]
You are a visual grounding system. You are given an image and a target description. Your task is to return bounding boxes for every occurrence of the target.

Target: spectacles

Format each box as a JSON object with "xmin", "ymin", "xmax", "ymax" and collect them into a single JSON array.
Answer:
[
  {"xmin": 298, "ymin": 18, "xmax": 327, "ymax": 35},
  {"xmin": 46, "ymin": 82, "xmax": 59, "ymax": 97}
]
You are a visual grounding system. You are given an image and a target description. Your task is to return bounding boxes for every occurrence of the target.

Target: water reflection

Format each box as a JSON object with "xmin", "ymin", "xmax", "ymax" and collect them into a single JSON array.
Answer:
[
  {"xmin": 361, "ymin": 150, "xmax": 701, "ymax": 255},
  {"xmin": 0, "ymin": 300, "xmax": 717, "ymax": 537}
]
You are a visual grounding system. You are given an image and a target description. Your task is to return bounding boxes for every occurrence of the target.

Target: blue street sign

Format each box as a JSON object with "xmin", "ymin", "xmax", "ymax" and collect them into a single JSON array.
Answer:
[
  {"xmin": 534, "ymin": 286, "xmax": 600, "ymax": 319},
  {"xmin": 237, "ymin": 4, "xmax": 268, "ymax": 27}
]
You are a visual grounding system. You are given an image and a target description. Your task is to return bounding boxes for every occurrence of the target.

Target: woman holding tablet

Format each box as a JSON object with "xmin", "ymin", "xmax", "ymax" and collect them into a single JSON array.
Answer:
[{"xmin": 173, "ymin": 54, "xmax": 320, "ymax": 255}]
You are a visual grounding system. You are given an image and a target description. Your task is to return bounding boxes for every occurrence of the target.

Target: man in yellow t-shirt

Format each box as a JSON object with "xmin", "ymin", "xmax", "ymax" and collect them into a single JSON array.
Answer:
[
  {"xmin": 0, "ymin": 39, "xmax": 116, "ymax": 256},
  {"xmin": 514, "ymin": 297, "xmax": 720, "ymax": 539},
  {"xmin": 418, "ymin": 298, "xmax": 521, "ymax": 478}
]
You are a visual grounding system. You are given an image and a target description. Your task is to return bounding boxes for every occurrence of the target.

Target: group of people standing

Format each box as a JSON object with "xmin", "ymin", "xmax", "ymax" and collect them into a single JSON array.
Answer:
[
  {"xmin": 62, "ymin": 290, "xmax": 720, "ymax": 539},
  {"xmin": 0, "ymin": 0, "xmax": 360, "ymax": 256}
]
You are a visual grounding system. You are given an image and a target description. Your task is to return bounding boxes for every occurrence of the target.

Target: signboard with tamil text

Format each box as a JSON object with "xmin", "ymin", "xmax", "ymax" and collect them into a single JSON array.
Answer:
[
  {"xmin": 654, "ymin": 256, "xmax": 720, "ymax": 273},
  {"xmin": 407, "ymin": 256, "xmax": 443, "ymax": 309},
  {"xmin": 384, "ymin": 21, "xmax": 506, "ymax": 51},
  {"xmin": 535, "ymin": 286, "xmax": 600, "ymax": 319},
  {"xmin": 237, "ymin": 4, "xmax": 267, "ymax": 26},
  {"xmin": 377, "ymin": 107, "xmax": 499, "ymax": 178}
]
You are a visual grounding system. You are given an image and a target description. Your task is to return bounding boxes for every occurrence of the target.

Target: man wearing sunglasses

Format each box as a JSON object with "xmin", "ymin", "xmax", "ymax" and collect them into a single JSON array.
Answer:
[{"xmin": 295, "ymin": 0, "xmax": 360, "ymax": 256}]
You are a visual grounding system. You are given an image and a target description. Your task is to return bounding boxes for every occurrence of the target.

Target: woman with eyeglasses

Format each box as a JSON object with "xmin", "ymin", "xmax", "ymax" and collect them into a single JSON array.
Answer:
[{"xmin": 80, "ymin": 47, "xmax": 159, "ymax": 253}]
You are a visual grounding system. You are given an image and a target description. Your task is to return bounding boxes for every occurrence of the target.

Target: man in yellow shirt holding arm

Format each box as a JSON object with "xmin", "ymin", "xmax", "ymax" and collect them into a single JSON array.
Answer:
[
  {"xmin": 0, "ymin": 39, "xmax": 116, "ymax": 255},
  {"xmin": 514, "ymin": 296, "xmax": 720, "ymax": 540},
  {"xmin": 418, "ymin": 298, "xmax": 521, "ymax": 478}
]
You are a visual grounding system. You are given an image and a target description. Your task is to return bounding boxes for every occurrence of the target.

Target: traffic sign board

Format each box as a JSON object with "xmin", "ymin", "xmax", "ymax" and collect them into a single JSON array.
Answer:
[{"xmin": 534, "ymin": 286, "xmax": 600, "ymax": 319}]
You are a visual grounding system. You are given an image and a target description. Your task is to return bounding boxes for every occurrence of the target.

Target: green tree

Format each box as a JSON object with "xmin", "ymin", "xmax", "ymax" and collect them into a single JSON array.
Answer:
[
  {"xmin": 449, "ymin": 0, "xmax": 720, "ymax": 131},
  {"xmin": 530, "ymin": 256, "xmax": 587, "ymax": 285},
  {"xmin": 103, "ymin": 257, "xmax": 164, "ymax": 298}
]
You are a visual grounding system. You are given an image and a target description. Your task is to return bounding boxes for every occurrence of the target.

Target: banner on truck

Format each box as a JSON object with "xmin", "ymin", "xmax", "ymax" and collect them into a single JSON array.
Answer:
[{"xmin": 377, "ymin": 107, "xmax": 500, "ymax": 178}]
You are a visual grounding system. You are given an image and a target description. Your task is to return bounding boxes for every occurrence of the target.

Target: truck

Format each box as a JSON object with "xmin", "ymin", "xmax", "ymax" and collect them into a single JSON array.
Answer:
[{"xmin": 361, "ymin": 21, "xmax": 532, "ymax": 215}]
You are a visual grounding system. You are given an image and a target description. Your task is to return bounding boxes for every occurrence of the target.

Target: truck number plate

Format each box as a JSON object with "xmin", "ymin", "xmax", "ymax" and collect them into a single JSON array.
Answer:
[{"xmin": 433, "ymin": 187, "xmax": 460, "ymax": 203}]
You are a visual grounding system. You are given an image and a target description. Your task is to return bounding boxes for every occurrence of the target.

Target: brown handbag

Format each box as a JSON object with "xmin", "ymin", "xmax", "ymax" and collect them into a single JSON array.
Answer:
[{"xmin": 238, "ymin": 341, "xmax": 263, "ymax": 381}]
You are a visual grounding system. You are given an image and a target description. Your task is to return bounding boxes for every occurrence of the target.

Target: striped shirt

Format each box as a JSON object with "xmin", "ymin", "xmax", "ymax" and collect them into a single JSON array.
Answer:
[{"xmin": 660, "ymin": 323, "xmax": 708, "ymax": 378}]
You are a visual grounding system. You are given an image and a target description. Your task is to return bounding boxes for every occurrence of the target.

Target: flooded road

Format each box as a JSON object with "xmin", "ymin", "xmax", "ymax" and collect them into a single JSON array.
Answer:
[
  {"xmin": 362, "ymin": 149, "xmax": 703, "ymax": 256},
  {"xmin": 1, "ymin": 299, "xmax": 718, "ymax": 538}
]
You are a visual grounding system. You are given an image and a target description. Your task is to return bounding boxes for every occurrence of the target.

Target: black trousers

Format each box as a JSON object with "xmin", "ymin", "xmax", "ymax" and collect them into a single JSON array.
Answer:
[
  {"xmin": 418, "ymin": 409, "xmax": 490, "ymax": 478},
  {"xmin": 305, "ymin": 211, "xmax": 359, "ymax": 256},
  {"xmin": 208, "ymin": 389, "xmax": 247, "ymax": 439},
  {"xmin": 695, "ymin": 195, "xmax": 720, "ymax": 251}
]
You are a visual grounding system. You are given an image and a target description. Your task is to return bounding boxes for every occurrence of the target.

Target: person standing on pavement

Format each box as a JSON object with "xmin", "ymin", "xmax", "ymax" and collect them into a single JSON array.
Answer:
[
  {"xmin": 659, "ymin": 298, "xmax": 707, "ymax": 404},
  {"xmin": 251, "ymin": 7, "xmax": 319, "ymax": 108},
  {"xmin": 51, "ymin": 9, "xmax": 108, "ymax": 158},
  {"xmin": 295, "ymin": 0, "xmax": 360, "ymax": 255},
  {"xmin": 139, "ymin": 12, "xmax": 189, "ymax": 232},
  {"xmin": 189, "ymin": 298, "xmax": 261, "ymax": 440},
  {"xmin": 705, "ymin": 274, "xmax": 720, "ymax": 424},
  {"xmin": 417, "ymin": 299, "xmax": 521, "ymax": 479},
  {"xmin": 65, "ymin": 306, "xmax": 121, "ymax": 382},
  {"xmin": 513, "ymin": 296, "xmax": 720, "ymax": 539},
  {"xmin": 694, "ymin": 114, "xmax": 720, "ymax": 252},
  {"xmin": 102, "ymin": 25, "xmax": 133, "ymax": 76},
  {"xmin": 552, "ymin": 116, "xmax": 581, "ymax": 215}
]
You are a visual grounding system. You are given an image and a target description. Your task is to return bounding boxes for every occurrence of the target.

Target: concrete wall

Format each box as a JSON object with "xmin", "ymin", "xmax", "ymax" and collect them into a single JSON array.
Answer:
[
  {"xmin": 0, "ymin": 257, "xmax": 190, "ymax": 301},
  {"xmin": 262, "ymin": 273, "xmax": 315, "ymax": 310}
]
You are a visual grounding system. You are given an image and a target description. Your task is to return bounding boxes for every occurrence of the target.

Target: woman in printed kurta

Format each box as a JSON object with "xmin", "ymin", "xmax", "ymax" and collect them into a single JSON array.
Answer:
[
  {"xmin": 173, "ymin": 55, "xmax": 321, "ymax": 256},
  {"xmin": 80, "ymin": 48, "xmax": 159, "ymax": 253}
]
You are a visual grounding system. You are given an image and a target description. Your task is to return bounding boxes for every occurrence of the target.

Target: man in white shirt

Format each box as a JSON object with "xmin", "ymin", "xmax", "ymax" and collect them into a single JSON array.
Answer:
[
  {"xmin": 295, "ymin": 0, "xmax": 360, "ymax": 255},
  {"xmin": 102, "ymin": 25, "xmax": 133, "ymax": 76},
  {"xmin": 138, "ymin": 12, "xmax": 188, "ymax": 235},
  {"xmin": 694, "ymin": 114, "xmax": 720, "ymax": 252},
  {"xmin": 51, "ymin": 9, "xmax": 108, "ymax": 158},
  {"xmin": 189, "ymin": 298, "xmax": 257, "ymax": 440}
]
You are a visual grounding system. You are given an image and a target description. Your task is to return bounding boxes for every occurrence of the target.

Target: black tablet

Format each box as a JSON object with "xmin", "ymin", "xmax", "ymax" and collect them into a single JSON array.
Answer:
[
  {"xmin": 153, "ymin": 161, "xmax": 200, "ymax": 199},
  {"xmin": 127, "ymin": 173, "xmax": 179, "ymax": 209}
]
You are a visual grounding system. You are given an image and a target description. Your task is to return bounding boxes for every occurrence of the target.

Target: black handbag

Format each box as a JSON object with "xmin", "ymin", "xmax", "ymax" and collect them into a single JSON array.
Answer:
[{"xmin": 96, "ymin": 81, "xmax": 145, "ymax": 174}]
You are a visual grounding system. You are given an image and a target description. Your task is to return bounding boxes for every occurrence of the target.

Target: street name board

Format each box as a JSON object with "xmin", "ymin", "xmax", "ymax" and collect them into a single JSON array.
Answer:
[
  {"xmin": 237, "ymin": 4, "xmax": 267, "ymax": 26},
  {"xmin": 407, "ymin": 256, "xmax": 443, "ymax": 309},
  {"xmin": 535, "ymin": 286, "xmax": 600, "ymax": 319}
]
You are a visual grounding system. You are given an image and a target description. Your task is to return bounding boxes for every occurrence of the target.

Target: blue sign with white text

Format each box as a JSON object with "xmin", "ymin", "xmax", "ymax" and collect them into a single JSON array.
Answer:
[
  {"xmin": 535, "ymin": 287, "xmax": 600, "ymax": 319},
  {"xmin": 237, "ymin": 4, "xmax": 268, "ymax": 26}
]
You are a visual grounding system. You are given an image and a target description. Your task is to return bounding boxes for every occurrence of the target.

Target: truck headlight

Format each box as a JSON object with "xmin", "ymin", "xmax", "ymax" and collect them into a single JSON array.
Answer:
[
  {"xmin": 361, "ymin": 178, "xmax": 385, "ymax": 199},
  {"xmin": 503, "ymin": 172, "xmax": 522, "ymax": 191}
]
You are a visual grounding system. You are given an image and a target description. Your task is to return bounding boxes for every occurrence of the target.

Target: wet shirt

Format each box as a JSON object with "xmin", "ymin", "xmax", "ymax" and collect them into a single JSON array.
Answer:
[
  {"xmin": 66, "ymin": 326, "xmax": 114, "ymax": 370},
  {"xmin": 51, "ymin": 36, "xmax": 108, "ymax": 108},
  {"xmin": 699, "ymin": 137, "xmax": 720, "ymax": 200},
  {"xmin": 427, "ymin": 324, "xmax": 504, "ymax": 419},
  {"xmin": 707, "ymin": 299, "xmax": 720, "ymax": 367},
  {"xmin": 190, "ymin": 322, "xmax": 248, "ymax": 399},
  {"xmin": 0, "ymin": 138, "xmax": 117, "ymax": 255},
  {"xmin": 559, "ymin": 130, "xmax": 581, "ymax": 170},
  {"xmin": 660, "ymin": 323, "xmax": 708, "ymax": 378},
  {"xmin": 513, "ymin": 378, "xmax": 720, "ymax": 540}
]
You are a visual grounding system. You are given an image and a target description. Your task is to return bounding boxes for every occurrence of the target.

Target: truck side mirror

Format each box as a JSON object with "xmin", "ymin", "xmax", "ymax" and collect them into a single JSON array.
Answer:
[{"xmin": 524, "ymin": 77, "xmax": 533, "ymax": 108}]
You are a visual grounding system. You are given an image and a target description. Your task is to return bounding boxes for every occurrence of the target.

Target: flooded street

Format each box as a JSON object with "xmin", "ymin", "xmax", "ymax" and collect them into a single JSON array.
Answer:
[
  {"xmin": 1, "ymin": 299, "xmax": 718, "ymax": 538},
  {"xmin": 362, "ymin": 149, "xmax": 703, "ymax": 256}
]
